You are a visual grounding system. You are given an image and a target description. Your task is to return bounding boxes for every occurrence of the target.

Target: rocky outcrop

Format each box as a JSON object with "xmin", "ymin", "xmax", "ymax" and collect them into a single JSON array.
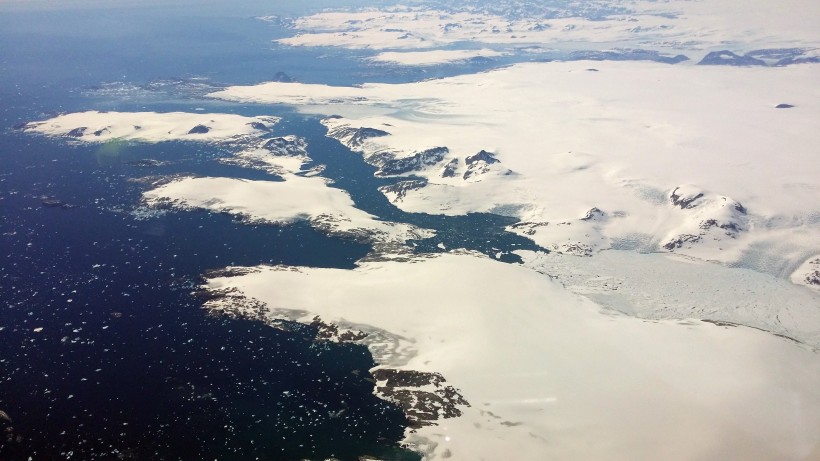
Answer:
[
  {"xmin": 326, "ymin": 125, "xmax": 390, "ymax": 149},
  {"xmin": 663, "ymin": 185, "xmax": 748, "ymax": 251},
  {"xmin": 372, "ymin": 369, "xmax": 469, "ymax": 429},
  {"xmin": 463, "ymin": 150, "xmax": 512, "ymax": 181},
  {"xmin": 581, "ymin": 207, "xmax": 606, "ymax": 221},
  {"xmin": 262, "ymin": 136, "xmax": 308, "ymax": 157},
  {"xmin": 67, "ymin": 127, "xmax": 87, "ymax": 137},
  {"xmin": 508, "ymin": 220, "xmax": 549, "ymax": 236},
  {"xmin": 792, "ymin": 257, "xmax": 820, "ymax": 290},
  {"xmin": 375, "ymin": 147, "xmax": 448, "ymax": 176},
  {"xmin": 663, "ymin": 233, "xmax": 702, "ymax": 250},
  {"xmin": 670, "ymin": 187, "xmax": 704, "ymax": 209},
  {"xmin": 379, "ymin": 180, "xmax": 428, "ymax": 202},
  {"xmin": 187, "ymin": 124, "xmax": 210, "ymax": 134},
  {"xmin": 441, "ymin": 158, "xmax": 459, "ymax": 178}
]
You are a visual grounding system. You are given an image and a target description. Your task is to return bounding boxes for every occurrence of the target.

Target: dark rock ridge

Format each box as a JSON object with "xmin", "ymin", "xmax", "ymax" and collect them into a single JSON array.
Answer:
[
  {"xmin": 441, "ymin": 158, "xmax": 459, "ymax": 178},
  {"xmin": 508, "ymin": 221, "xmax": 549, "ymax": 236},
  {"xmin": 806, "ymin": 269, "xmax": 820, "ymax": 286},
  {"xmin": 664, "ymin": 187, "xmax": 748, "ymax": 251},
  {"xmin": 378, "ymin": 180, "xmax": 428, "ymax": 202},
  {"xmin": 699, "ymin": 218, "xmax": 741, "ymax": 233},
  {"xmin": 201, "ymin": 289, "xmax": 468, "ymax": 432},
  {"xmin": 581, "ymin": 207, "xmax": 606, "ymax": 221},
  {"xmin": 310, "ymin": 316, "xmax": 368, "ymax": 342},
  {"xmin": 262, "ymin": 136, "xmax": 308, "ymax": 157},
  {"xmin": 328, "ymin": 126, "xmax": 391, "ymax": 148},
  {"xmin": 187, "ymin": 124, "xmax": 210, "ymax": 134},
  {"xmin": 803, "ymin": 258, "xmax": 820, "ymax": 286},
  {"xmin": 372, "ymin": 369, "xmax": 469, "ymax": 429},
  {"xmin": 374, "ymin": 147, "xmax": 448, "ymax": 176},
  {"xmin": 670, "ymin": 187, "xmax": 746, "ymax": 214},
  {"xmin": 670, "ymin": 187, "xmax": 704, "ymax": 209},
  {"xmin": 465, "ymin": 150, "xmax": 500, "ymax": 166},
  {"xmin": 67, "ymin": 127, "xmax": 87, "ymax": 137},
  {"xmin": 776, "ymin": 103, "xmax": 795, "ymax": 109},
  {"xmin": 663, "ymin": 233, "xmax": 701, "ymax": 250},
  {"xmin": 464, "ymin": 150, "xmax": 513, "ymax": 180}
]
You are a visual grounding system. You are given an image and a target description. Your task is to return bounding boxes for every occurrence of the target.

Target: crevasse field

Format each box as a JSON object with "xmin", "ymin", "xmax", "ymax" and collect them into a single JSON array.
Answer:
[{"xmin": 2, "ymin": 0, "xmax": 819, "ymax": 459}]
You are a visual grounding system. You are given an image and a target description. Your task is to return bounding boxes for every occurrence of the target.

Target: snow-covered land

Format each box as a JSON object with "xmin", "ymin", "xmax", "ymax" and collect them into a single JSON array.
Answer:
[
  {"xmin": 143, "ymin": 175, "xmax": 432, "ymax": 247},
  {"xmin": 23, "ymin": 110, "xmax": 278, "ymax": 144},
  {"xmin": 209, "ymin": 61, "xmax": 820, "ymax": 280},
  {"xmin": 203, "ymin": 253, "xmax": 820, "ymax": 461},
  {"xmin": 23, "ymin": 110, "xmax": 433, "ymax": 248},
  {"xmin": 205, "ymin": 2, "xmax": 820, "ymax": 456},
  {"xmin": 276, "ymin": 1, "xmax": 820, "ymax": 59}
]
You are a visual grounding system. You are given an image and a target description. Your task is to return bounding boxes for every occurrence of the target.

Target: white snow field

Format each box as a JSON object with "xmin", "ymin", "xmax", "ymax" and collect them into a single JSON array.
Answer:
[
  {"xmin": 209, "ymin": 60, "xmax": 820, "ymax": 290},
  {"xmin": 23, "ymin": 110, "xmax": 278, "ymax": 143},
  {"xmin": 203, "ymin": 253, "xmax": 820, "ymax": 461},
  {"xmin": 275, "ymin": 1, "xmax": 820, "ymax": 57},
  {"xmin": 142, "ymin": 175, "xmax": 433, "ymax": 246}
]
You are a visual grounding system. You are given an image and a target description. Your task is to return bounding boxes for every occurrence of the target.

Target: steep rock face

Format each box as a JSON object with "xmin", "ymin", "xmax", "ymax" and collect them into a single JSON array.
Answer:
[
  {"xmin": 463, "ymin": 150, "xmax": 512, "ymax": 181},
  {"xmin": 670, "ymin": 187, "xmax": 704, "ymax": 209},
  {"xmin": 379, "ymin": 180, "xmax": 428, "ymax": 202},
  {"xmin": 663, "ymin": 185, "xmax": 748, "ymax": 251},
  {"xmin": 441, "ymin": 158, "xmax": 459, "ymax": 178},
  {"xmin": 375, "ymin": 147, "xmax": 448, "ymax": 176},
  {"xmin": 326, "ymin": 125, "xmax": 390, "ymax": 149},
  {"xmin": 187, "ymin": 124, "xmax": 210, "ymax": 134},
  {"xmin": 262, "ymin": 136, "xmax": 308, "ymax": 157},
  {"xmin": 581, "ymin": 207, "xmax": 606, "ymax": 221},
  {"xmin": 67, "ymin": 127, "xmax": 87, "ymax": 137},
  {"xmin": 698, "ymin": 50, "xmax": 766, "ymax": 66}
]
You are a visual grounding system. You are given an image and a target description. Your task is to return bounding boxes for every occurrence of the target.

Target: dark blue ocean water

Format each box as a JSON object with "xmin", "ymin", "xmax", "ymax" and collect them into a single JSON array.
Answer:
[{"xmin": 0, "ymin": 2, "xmax": 545, "ymax": 459}]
